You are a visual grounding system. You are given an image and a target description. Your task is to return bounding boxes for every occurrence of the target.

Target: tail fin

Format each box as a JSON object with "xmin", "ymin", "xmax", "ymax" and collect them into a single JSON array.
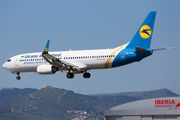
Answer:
[{"xmin": 126, "ymin": 11, "xmax": 156, "ymax": 49}]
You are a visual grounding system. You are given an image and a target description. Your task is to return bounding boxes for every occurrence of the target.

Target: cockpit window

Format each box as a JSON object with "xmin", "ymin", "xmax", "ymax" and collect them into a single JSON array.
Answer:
[{"xmin": 7, "ymin": 59, "xmax": 11, "ymax": 62}]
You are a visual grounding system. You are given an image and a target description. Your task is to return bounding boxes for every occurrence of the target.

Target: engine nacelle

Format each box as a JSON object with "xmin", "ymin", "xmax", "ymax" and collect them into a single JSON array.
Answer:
[{"xmin": 37, "ymin": 65, "xmax": 58, "ymax": 75}]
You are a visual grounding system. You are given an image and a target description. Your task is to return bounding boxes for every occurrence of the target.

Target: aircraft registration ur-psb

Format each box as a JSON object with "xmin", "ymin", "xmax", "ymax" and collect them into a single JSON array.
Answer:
[{"xmin": 2, "ymin": 11, "xmax": 175, "ymax": 80}]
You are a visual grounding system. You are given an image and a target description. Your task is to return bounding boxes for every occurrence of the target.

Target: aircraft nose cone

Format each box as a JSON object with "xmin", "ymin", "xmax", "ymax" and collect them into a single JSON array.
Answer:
[{"xmin": 2, "ymin": 63, "xmax": 7, "ymax": 69}]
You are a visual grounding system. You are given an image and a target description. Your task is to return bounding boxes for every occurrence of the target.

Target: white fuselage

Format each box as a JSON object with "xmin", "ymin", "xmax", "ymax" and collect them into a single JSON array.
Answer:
[{"xmin": 2, "ymin": 44, "xmax": 127, "ymax": 74}]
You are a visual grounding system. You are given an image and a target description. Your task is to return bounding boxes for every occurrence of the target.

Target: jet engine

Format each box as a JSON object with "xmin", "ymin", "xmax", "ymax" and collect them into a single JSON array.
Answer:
[{"xmin": 37, "ymin": 65, "xmax": 58, "ymax": 75}]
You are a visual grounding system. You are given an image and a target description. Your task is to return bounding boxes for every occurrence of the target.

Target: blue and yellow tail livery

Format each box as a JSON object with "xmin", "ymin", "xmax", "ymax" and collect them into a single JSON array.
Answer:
[
  {"xmin": 112, "ymin": 11, "xmax": 156, "ymax": 67},
  {"xmin": 126, "ymin": 11, "xmax": 156, "ymax": 49}
]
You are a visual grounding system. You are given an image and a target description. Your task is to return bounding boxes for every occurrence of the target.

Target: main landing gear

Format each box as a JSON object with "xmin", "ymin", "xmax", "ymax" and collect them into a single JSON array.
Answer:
[
  {"xmin": 66, "ymin": 71, "xmax": 91, "ymax": 79},
  {"xmin": 83, "ymin": 71, "xmax": 91, "ymax": 78},
  {"xmin": 66, "ymin": 73, "xmax": 74, "ymax": 79},
  {"xmin": 16, "ymin": 72, "xmax": 21, "ymax": 80}
]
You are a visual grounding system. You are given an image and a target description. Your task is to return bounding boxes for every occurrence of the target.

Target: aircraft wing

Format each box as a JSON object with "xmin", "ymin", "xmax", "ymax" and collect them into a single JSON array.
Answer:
[
  {"xmin": 42, "ymin": 40, "xmax": 87, "ymax": 71},
  {"xmin": 42, "ymin": 53, "xmax": 81, "ymax": 70}
]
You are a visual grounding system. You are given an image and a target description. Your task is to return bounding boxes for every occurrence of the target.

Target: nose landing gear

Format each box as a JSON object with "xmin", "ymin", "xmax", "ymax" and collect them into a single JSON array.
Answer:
[{"xmin": 16, "ymin": 72, "xmax": 21, "ymax": 80}]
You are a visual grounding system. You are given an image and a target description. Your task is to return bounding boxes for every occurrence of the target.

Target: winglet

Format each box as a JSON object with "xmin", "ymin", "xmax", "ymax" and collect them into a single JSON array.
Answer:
[{"xmin": 43, "ymin": 40, "xmax": 50, "ymax": 54}]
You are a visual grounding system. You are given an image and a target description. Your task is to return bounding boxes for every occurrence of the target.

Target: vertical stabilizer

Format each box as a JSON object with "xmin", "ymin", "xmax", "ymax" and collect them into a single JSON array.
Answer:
[{"xmin": 126, "ymin": 11, "xmax": 156, "ymax": 49}]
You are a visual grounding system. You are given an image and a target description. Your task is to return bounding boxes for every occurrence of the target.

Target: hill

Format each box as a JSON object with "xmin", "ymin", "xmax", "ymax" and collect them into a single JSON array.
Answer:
[
  {"xmin": 0, "ymin": 85, "xmax": 116, "ymax": 120},
  {"xmin": 0, "ymin": 87, "xmax": 179, "ymax": 120},
  {"xmin": 117, "ymin": 88, "xmax": 179, "ymax": 99},
  {"xmin": 91, "ymin": 88, "xmax": 179, "ymax": 104},
  {"xmin": 0, "ymin": 88, "xmax": 38, "ymax": 101}
]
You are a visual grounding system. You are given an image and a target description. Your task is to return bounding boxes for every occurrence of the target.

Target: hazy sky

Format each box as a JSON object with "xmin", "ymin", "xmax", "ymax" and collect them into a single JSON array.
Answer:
[{"xmin": 1, "ymin": 0, "xmax": 180, "ymax": 95}]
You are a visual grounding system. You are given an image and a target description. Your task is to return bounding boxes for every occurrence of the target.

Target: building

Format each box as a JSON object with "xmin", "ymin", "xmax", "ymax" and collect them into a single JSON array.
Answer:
[{"xmin": 104, "ymin": 97, "xmax": 180, "ymax": 120}]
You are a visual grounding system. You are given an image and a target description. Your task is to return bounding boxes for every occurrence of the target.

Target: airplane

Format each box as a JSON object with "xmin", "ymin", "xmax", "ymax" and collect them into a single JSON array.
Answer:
[{"xmin": 2, "ymin": 11, "xmax": 174, "ymax": 80}]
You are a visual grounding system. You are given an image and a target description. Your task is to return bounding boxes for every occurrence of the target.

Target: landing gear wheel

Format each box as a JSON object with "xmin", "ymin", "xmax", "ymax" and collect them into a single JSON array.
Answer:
[
  {"xmin": 16, "ymin": 76, "xmax": 21, "ymax": 80},
  {"xmin": 67, "ymin": 73, "xmax": 74, "ymax": 79},
  {"xmin": 16, "ymin": 72, "xmax": 20, "ymax": 80},
  {"xmin": 83, "ymin": 72, "xmax": 91, "ymax": 78}
]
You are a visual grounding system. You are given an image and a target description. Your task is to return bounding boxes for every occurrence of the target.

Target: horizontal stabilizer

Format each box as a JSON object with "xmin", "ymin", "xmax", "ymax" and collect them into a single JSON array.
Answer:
[
  {"xmin": 135, "ymin": 47, "xmax": 150, "ymax": 53},
  {"xmin": 153, "ymin": 47, "xmax": 177, "ymax": 52}
]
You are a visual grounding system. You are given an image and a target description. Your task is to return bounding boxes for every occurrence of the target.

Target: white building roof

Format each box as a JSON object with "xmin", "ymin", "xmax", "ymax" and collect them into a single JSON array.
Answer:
[{"xmin": 110, "ymin": 97, "xmax": 180, "ymax": 110}]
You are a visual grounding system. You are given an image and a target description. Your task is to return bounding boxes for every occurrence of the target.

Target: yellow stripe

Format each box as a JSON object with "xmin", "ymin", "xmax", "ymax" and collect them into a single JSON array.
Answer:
[{"xmin": 104, "ymin": 44, "xmax": 125, "ymax": 68}]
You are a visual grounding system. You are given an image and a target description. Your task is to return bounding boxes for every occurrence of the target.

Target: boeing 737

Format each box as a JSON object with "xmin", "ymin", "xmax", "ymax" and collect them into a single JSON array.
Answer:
[{"xmin": 2, "ymin": 11, "xmax": 174, "ymax": 80}]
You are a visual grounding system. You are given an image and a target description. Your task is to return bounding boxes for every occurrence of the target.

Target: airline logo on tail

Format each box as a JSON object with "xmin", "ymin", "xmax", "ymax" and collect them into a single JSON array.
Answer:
[
  {"xmin": 140, "ymin": 25, "xmax": 152, "ymax": 39},
  {"xmin": 45, "ymin": 47, "xmax": 48, "ymax": 51}
]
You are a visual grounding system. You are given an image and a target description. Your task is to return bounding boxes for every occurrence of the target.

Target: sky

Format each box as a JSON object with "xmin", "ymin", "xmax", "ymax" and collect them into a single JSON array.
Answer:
[{"xmin": 0, "ymin": 0, "xmax": 180, "ymax": 95}]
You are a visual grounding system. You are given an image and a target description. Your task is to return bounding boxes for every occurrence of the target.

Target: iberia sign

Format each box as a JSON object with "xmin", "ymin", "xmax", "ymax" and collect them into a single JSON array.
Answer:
[{"xmin": 155, "ymin": 99, "xmax": 180, "ymax": 108}]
